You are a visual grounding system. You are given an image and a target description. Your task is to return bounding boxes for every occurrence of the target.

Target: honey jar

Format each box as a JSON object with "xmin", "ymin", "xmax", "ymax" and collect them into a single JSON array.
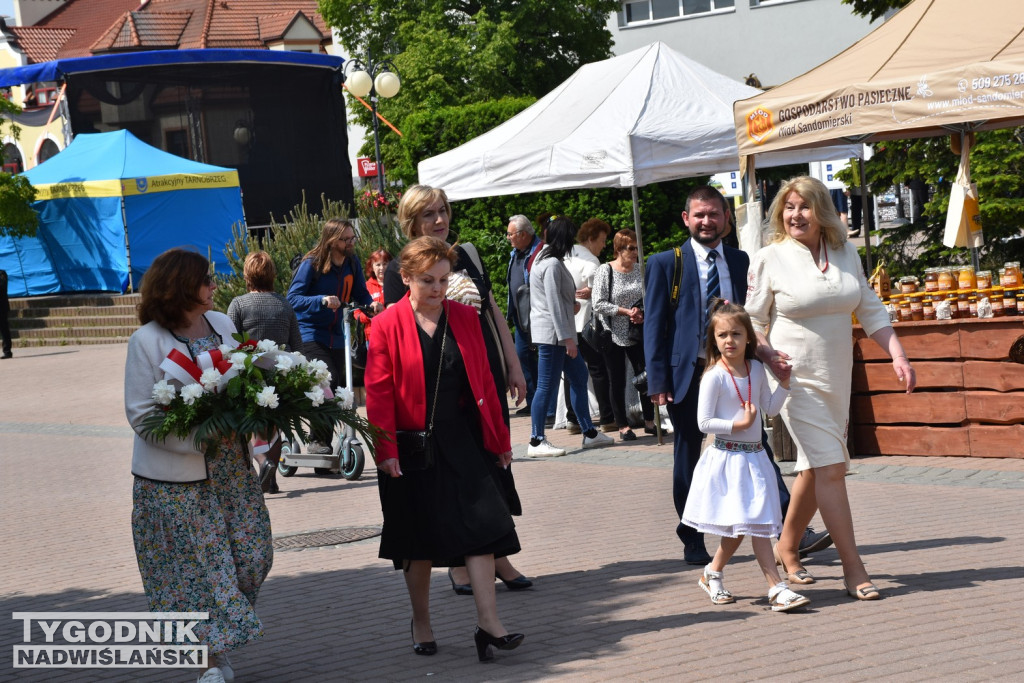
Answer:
[
  {"xmin": 956, "ymin": 290, "xmax": 973, "ymax": 318},
  {"xmin": 922, "ymin": 294, "xmax": 936, "ymax": 320},
  {"xmin": 1004, "ymin": 287, "xmax": 1019, "ymax": 315},
  {"xmin": 968, "ymin": 291, "xmax": 979, "ymax": 318},
  {"xmin": 945, "ymin": 291, "xmax": 960, "ymax": 319},
  {"xmin": 976, "ymin": 270, "xmax": 993, "ymax": 289},
  {"xmin": 1017, "ymin": 288, "xmax": 1024, "ymax": 315},
  {"xmin": 936, "ymin": 267, "xmax": 956, "ymax": 291},
  {"xmin": 923, "ymin": 268, "xmax": 940, "ymax": 292},
  {"xmin": 989, "ymin": 286, "xmax": 1005, "ymax": 317},
  {"xmin": 1003, "ymin": 261, "xmax": 1022, "ymax": 287},
  {"xmin": 899, "ymin": 276, "xmax": 919, "ymax": 294},
  {"xmin": 908, "ymin": 292, "xmax": 925, "ymax": 321},
  {"xmin": 896, "ymin": 294, "xmax": 912, "ymax": 322},
  {"xmin": 957, "ymin": 265, "xmax": 976, "ymax": 290}
]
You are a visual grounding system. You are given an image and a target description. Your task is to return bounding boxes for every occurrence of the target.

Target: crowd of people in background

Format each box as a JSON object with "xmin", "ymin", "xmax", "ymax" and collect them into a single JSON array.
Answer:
[{"xmin": 123, "ymin": 176, "xmax": 917, "ymax": 677}]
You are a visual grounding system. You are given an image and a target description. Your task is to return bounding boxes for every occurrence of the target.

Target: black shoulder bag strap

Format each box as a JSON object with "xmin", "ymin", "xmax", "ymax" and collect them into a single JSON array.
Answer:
[{"xmin": 670, "ymin": 246, "xmax": 683, "ymax": 309}]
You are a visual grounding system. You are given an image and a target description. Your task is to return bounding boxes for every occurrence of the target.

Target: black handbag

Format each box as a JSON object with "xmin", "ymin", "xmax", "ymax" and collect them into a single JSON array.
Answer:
[
  {"xmin": 581, "ymin": 312, "xmax": 612, "ymax": 352},
  {"xmin": 396, "ymin": 313, "xmax": 448, "ymax": 472},
  {"xmin": 627, "ymin": 299, "xmax": 644, "ymax": 346}
]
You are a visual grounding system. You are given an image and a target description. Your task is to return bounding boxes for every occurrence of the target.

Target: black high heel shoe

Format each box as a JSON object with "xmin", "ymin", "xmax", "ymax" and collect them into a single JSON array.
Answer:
[
  {"xmin": 474, "ymin": 626, "xmax": 524, "ymax": 662},
  {"xmin": 448, "ymin": 567, "xmax": 473, "ymax": 596},
  {"xmin": 496, "ymin": 571, "xmax": 533, "ymax": 591},
  {"xmin": 258, "ymin": 461, "xmax": 275, "ymax": 493},
  {"xmin": 410, "ymin": 619, "xmax": 437, "ymax": 656}
]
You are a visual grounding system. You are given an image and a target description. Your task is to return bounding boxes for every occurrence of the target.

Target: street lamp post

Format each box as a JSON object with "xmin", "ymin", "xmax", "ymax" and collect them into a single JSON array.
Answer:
[{"xmin": 344, "ymin": 54, "xmax": 401, "ymax": 195}]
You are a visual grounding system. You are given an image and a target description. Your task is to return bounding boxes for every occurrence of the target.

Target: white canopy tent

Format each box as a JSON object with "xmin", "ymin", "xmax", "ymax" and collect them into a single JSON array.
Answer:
[{"xmin": 419, "ymin": 41, "xmax": 861, "ymax": 261}]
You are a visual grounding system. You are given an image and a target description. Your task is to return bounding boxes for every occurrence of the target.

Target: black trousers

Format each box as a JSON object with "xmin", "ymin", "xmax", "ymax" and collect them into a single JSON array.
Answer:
[
  {"xmin": 603, "ymin": 342, "xmax": 654, "ymax": 428},
  {"xmin": 564, "ymin": 334, "xmax": 614, "ymax": 427}
]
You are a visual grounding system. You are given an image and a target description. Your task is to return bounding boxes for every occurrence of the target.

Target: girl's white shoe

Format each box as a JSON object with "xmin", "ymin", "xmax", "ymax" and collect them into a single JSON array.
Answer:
[
  {"xmin": 769, "ymin": 583, "xmax": 810, "ymax": 612},
  {"xmin": 699, "ymin": 565, "xmax": 735, "ymax": 605},
  {"xmin": 197, "ymin": 667, "xmax": 226, "ymax": 683}
]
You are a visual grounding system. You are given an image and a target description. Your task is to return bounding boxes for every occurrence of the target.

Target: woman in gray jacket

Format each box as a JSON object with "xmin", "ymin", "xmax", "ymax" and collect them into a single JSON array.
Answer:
[
  {"xmin": 526, "ymin": 216, "xmax": 614, "ymax": 457},
  {"xmin": 124, "ymin": 249, "xmax": 273, "ymax": 683}
]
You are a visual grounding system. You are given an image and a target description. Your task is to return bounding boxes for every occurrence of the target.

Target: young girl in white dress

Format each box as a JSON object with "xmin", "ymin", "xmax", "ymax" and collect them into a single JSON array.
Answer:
[{"xmin": 682, "ymin": 299, "xmax": 810, "ymax": 612}]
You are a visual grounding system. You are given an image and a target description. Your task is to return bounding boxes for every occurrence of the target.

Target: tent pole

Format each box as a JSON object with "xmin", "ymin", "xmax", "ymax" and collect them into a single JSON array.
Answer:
[
  {"xmin": 631, "ymin": 185, "xmax": 646, "ymax": 285},
  {"xmin": 121, "ymin": 197, "xmax": 134, "ymax": 293},
  {"xmin": 858, "ymin": 155, "xmax": 873, "ymax": 277}
]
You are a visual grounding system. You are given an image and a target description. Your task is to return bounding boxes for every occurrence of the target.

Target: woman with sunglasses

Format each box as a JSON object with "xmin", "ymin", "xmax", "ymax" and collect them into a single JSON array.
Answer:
[
  {"xmin": 592, "ymin": 229, "xmax": 656, "ymax": 440},
  {"xmin": 125, "ymin": 249, "xmax": 272, "ymax": 683}
]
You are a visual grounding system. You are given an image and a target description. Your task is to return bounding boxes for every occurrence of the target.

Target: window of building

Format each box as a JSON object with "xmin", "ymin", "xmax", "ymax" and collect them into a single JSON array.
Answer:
[
  {"xmin": 750, "ymin": 0, "xmax": 801, "ymax": 7},
  {"xmin": 3, "ymin": 143, "xmax": 24, "ymax": 174},
  {"xmin": 619, "ymin": 0, "xmax": 734, "ymax": 26},
  {"xmin": 37, "ymin": 139, "xmax": 60, "ymax": 164}
]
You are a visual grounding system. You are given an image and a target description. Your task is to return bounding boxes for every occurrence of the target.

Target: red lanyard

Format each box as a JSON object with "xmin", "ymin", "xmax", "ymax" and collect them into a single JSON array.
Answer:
[{"xmin": 722, "ymin": 360, "xmax": 751, "ymax": 406}]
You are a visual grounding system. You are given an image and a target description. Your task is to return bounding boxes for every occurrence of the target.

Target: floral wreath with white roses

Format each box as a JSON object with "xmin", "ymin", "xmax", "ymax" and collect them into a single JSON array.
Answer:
[{"xmin": 141, "ymin": 333, "xmax": 379, "ymax": 456}]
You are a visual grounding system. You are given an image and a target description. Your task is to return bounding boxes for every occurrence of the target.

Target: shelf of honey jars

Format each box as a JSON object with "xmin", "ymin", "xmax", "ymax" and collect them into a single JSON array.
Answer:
[{"xmin": 851, "ymin": 261, "xmax": 1024, "ymax": 459}]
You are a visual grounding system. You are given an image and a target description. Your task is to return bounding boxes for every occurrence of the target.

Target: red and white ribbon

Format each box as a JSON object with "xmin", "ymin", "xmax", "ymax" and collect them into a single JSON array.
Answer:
[
  {"xmin": 252, "ymin": 431, "xmax": 280, "ymax": 455},
  {"xmin": 160, "ymin": 348, "xmax": 202, "ymax": 386}
]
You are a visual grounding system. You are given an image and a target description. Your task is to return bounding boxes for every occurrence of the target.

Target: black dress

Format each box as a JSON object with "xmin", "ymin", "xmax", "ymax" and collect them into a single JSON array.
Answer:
[
  {"xmin": 377, "ymin": 314, "xmax": 520, "ymax": 568},
  {"xmin": 384, "ymin": 247, "xmax": 522, "ymax": 514}
]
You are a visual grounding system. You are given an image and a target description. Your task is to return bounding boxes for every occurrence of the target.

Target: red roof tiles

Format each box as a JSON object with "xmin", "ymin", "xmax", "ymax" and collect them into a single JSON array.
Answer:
[
  {"xmin": 10, "ymin": 0, "xmax": 329, "ymax": 62},
  {"xmin": 8, "ymin": 26, "xmax": 76, "ymax": 63}
]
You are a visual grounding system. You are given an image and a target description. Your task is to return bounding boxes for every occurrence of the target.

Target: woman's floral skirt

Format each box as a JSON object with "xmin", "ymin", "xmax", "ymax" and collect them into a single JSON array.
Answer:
[{"xmin": 132, "ymin": 439, "xmax": 273, "ymax": 654}]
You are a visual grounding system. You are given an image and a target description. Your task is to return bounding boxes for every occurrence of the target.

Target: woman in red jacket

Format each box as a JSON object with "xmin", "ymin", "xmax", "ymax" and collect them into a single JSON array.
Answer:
[{"xmin": 365, "ymin": 237, "xmax": 525, "ymax": 662}]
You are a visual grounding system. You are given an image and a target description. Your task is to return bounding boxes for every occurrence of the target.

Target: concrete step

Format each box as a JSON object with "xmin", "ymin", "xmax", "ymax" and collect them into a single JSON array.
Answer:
[
  {"xmin": 15, "ymin": 335, "xmax": 133, "ymax": 347},
  {"xmin": 13, "ymin": 315, "xmax": 138, "ymax": 329},
  {"xmin": 13, "ymin": 304, "xmax": 139, "ymax": 318},
  {"xmin": 8, "ymin": 293, "xmax": 141, "ymax": 348},
  {"xmin": 15, "ymin": 325, "xmax": 136, "ymax": 340},
  {"xmin": 9, "ymin": 293, "xmax": 141, "ymax": 311}
]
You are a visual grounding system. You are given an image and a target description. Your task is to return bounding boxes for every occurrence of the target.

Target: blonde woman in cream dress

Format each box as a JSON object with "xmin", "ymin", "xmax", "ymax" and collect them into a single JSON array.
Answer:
[{"xmin": 745, "ymin": 176, "xmax": 916, "ymax": 601}]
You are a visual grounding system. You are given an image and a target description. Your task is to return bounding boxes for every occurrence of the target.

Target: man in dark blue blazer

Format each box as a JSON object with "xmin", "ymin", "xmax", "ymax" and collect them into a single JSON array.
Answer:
[{"xmin": 644, "ymin": 186, "xmax": 831, "ymax": 565}]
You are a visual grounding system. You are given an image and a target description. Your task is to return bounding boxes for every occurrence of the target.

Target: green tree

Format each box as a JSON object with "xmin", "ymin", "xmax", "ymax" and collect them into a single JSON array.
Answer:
[
  {"xmin": 840, "ymin": 0, "xmax": 910, "ymax": 22},
  {"xmin": 0, "ymin": 97, "xmax": 39, "ymax": 239},
  {"xmin": 319, "ymin": 0, "xmax": 619, "ymax": 185}
]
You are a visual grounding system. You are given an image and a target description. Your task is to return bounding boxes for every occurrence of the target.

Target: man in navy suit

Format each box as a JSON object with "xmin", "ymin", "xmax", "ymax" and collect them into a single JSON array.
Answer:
[{"xmin": 644, "ymin": 186, "xmax": 831, "ymax": 564}]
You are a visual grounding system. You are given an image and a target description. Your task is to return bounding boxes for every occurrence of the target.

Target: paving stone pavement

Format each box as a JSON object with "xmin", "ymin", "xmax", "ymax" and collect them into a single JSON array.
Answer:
[{"xmin": 1, "ymin": 344, "xmax": 1023, "ymax": 682}]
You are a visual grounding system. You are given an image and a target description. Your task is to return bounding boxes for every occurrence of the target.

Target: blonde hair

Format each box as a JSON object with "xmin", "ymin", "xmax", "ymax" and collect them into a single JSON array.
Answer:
[
  {"xmin": 767, "ymin": 175, "xmax": 847, "ymax": 250},
  {"xmin": 396, "ymin": 184, "xmax": 452, "ymax": 239}
]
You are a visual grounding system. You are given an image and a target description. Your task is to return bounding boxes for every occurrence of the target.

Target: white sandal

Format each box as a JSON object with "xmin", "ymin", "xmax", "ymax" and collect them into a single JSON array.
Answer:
[
  {"xmin": 699, "ymin": 565, "xmax": 735, "ymax": 605},
  {"xmin": 769, "ymin": 583, "xmax": 810, "ymax": 612}
]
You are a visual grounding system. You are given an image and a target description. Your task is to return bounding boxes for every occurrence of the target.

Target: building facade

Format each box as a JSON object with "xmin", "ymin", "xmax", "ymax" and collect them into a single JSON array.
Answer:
[
  {"xmin": 609, "ymin": 0, "xmax": 880, "ymax": 87},
  {"xmin": 0, "ymin": 0, "xmax": 352, "ymax": 227}
]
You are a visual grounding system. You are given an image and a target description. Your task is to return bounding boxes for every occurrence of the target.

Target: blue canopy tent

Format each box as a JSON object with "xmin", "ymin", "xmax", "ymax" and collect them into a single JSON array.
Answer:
[{"xmin": 0, "ymin": 130, "xmax": 245, "ymax": 296}]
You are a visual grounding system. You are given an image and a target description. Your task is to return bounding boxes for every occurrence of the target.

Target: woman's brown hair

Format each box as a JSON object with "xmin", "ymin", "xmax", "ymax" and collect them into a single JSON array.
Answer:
[
  {"xmin": 612, "ymin": 228, "xmax": 637, "ymax": 254},
  {"xmin": 577, "ymin": 218, "xmax": 610, "ymax": 244},
  {"xmin": 398, "ymin": 237, "xmax": 457, "ymax": 278},
  {"xmin": 137, "ymin": 248, "xmax": 210, "ymax": 330},
  {"xmin": 703, "ymin": 298, "xmax": 758, "ymax": 372},
  {"xmin": 243, "ymin": 251, "xmax": 276, "ymax": 291}
]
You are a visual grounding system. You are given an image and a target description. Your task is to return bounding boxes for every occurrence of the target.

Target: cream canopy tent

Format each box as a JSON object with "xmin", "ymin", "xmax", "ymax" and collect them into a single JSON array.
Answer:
[
  {"xmin": 732, "ymin": 0, "xmax": 1024, "ymax": 265},
  {"xmin": 734, "ymin": 0, "xmax": 1024, "ymax": 155},
  {"xmin": 419, "ymin": 41, "xmax": 859, "ymax": 263}
]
